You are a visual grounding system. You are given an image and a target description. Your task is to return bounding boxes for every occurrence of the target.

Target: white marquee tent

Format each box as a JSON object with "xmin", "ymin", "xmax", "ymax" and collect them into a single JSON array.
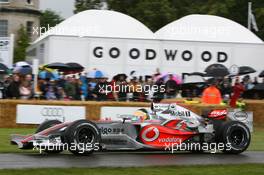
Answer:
[
  {"xmin": 35, "ymin": 10, "xmax": 155, "ymax": 41},
  {"xmin": 155, "ymin": 14, "xmax": 263, "ymax": 44},
  {"xmin": 27, "ymin": 10, "xmax": 264, "ymax": 77}
]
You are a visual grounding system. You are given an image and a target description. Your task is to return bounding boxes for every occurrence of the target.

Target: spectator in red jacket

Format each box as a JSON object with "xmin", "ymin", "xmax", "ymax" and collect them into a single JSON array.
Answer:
[{"xmin": 230, "ymin": 77, "xmax": 245, "ymax": 108}]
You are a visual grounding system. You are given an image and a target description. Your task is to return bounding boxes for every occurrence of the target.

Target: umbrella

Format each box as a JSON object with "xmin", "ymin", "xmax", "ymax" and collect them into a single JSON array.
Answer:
[
  {"xmin": 13, "ymin": 61, "xmax": 32, "ymax": 75},
  {"xmin": 39, "ymin": 71, "xmax": 60, "ymax": 80},
  {"xmin": 238, "ymin": 66, "xmax": 256, "ymax": 76},
  {"xmin": 13, "ymin": 66, "xmax": 32, "ymax": 75},
  {"xmin": 113, "ymin": 74, "xmax": 128, "ymax": 81},
  {"xmin": 156, "ymin": 73, "xmax": 182, "ymax": 84},
  {"xmin": 183, "ymin": 75, "xmax": 205, "ymax": 84},
  {"xmin": 87, "ymin": 70, "xmax": 107, "ymax": 78},
  {"xmin": 204, "ymin": 64, "xmax": 229, "ymax": 77},
  {"xmin": 39, "ymin": 65, "xmax": 55, "ymax": 73},
  {"xmin": 259, "ymin": 70, "xmax": 264, "ymax": 77},
  {"xmin": 45, "ymin": 62, "xmax": 70, "ymax": 71},
  {"xmin": 65, "ymin": 62, "xmax": 84, "ymax": 74},
  {"xmin": 129, "ymin": 70, "xmax": 140, "ymax": 79},
  {"xmin": 0, "ymin": 63, "xmax": 9, "ymax": 74},
  {"xmin": 14, "ymin": 61, "xmax": 30, "ymax": 67},
  {"xmin": 130, "ymin": 70, "xmax": 136, "ymax": 76},
  {"xmin": 187, "ymin": 72, "xmax": 206, "ymax": 77}
]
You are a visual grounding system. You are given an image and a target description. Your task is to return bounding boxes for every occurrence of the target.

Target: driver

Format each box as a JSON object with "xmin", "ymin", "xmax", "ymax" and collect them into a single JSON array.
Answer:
[{"xmin": 132, "ymin": 109, "xmax": 150, "ymax": 121}]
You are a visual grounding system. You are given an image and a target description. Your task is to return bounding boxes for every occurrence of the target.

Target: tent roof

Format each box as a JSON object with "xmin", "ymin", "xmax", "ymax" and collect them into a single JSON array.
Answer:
[
  {"xmin": 155, "ymin": 14, "xmax": 263, "ymax": 44},
  {"xmin": 35, "ymin": 10, "xmax": 154, "ymax": 43}
]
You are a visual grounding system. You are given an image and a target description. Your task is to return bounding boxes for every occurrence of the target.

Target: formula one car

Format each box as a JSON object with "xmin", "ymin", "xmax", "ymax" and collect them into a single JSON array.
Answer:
[{"xmin": 11, "ymin": 103, "xmax": 252, "ymax": 155}]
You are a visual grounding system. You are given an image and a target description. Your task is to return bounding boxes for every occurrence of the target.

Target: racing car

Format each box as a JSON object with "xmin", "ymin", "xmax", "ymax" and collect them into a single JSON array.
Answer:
[{"xmin": 11, "ymin": 103, "xmax": 252, "ymax": 155}]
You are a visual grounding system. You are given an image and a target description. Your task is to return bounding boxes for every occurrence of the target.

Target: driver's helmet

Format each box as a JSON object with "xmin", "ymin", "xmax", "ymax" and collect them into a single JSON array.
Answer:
[
  {"xmin": 132, "ymin": 108, "xmax": 150, "ymax": 121},
  {"xmin": 169, "ymin": 104, "xmax": 177, "ymax": 111}
]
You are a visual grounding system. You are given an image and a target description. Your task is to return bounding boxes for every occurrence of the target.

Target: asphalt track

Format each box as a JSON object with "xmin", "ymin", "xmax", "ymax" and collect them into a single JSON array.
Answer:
[{"xmin": 0, "ymin": 151, "xmax": 263, "ymax": 169}]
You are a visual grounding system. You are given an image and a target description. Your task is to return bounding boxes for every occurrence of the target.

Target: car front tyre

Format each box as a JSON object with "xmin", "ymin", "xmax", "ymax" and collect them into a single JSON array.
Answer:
[
  {"xmin": 36, "ymin": 120, "xmax": 63, "ymax": 154},
  {"xmin": 64, "ymin": 120, "xmax": 100, "ymax": 155}
]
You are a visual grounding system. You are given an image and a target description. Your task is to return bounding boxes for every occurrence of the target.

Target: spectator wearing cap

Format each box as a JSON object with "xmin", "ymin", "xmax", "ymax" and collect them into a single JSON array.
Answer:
[{"xmin": 202, "ymin": 79, "xmax": 222, "ymax": 105}]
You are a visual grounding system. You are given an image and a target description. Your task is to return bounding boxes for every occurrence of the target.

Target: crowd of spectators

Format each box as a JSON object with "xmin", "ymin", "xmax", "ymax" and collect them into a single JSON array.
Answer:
[
  {"xmin": 0, "ymin": 73, "xmax": 263, "ymax": 101},
  {"xmin": 0, "ymin": 73, "xmax": 167, "ymax": 102}
]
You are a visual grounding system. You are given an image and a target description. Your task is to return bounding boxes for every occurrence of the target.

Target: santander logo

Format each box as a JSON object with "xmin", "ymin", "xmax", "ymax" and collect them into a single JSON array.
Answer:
[{"xmin": 209, "ymin": 109, "xmax": 227, "ymax": 118}]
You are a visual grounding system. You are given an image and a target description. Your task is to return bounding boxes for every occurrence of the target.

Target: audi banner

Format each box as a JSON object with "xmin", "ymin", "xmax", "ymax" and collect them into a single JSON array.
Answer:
[{"xmin": 16, "ymin": 105, "xmax": 86, "ymax": 124}]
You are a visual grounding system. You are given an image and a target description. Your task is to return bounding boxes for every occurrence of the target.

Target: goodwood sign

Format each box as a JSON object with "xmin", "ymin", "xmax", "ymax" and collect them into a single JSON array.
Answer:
[{"xmin": 92, "ymin": 46, "xmax": 228, "ymax": 63}]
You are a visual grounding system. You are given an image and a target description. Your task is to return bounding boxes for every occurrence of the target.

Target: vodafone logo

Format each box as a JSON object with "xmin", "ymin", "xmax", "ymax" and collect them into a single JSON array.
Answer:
[{"xmin": 141, "ymin": 127, "xmax": 159, "ymax": 142}]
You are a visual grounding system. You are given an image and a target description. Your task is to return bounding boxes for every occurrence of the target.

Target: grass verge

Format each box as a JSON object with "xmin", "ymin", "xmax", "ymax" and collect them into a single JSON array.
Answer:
[{"xmin": 0, "ymin": 164, "xmax": 263, "ymax": 175}]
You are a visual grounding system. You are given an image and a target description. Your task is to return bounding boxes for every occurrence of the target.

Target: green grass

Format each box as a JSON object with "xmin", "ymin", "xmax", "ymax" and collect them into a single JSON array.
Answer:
[
  {"xmin": 249, "ymin": 127, "xmax": 264, "ymax": 151},
  {"xmin": 0, "ymin": 164, "xmax": 263, "ymax": 175},
  {"xmin": 0, "ymin": 128, "xmax": 35, "ymax": 153},
  {"xmin": 0, "ymin": 127, "xmax": 263, "ymax": 153}
]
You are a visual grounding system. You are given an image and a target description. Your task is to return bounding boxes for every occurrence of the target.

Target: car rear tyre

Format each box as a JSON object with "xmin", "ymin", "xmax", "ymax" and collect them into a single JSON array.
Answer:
[
  {"xmin": 35, "ymin": 120, "xmax": 63, "ymax": 154},
  {"xmin": 221, "ymin": 121, "xmax": 251, "ymax": 154},
  {"xmin": 64, "ymin": 120, "xmax": 100, "ymax": 155}
]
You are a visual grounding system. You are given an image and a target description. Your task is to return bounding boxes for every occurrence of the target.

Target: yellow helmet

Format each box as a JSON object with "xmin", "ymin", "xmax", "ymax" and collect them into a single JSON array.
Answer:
[{"xmin": 133, "ymin": 109, "xmax": 149, "ymax": 121}]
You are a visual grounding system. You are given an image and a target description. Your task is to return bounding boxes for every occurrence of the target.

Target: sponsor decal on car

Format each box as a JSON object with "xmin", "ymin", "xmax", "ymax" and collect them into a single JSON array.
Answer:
[
  {"xmin": 208, "ymin": 109, "xmax": 227, "ymax": 118},
  {"xmin": 99, "ymin": 127, "xmax": 124, "ymax": 135},
  {"xmin": 171, "ymin": 111, "xmax": 191, "ymax": 117},
  {"xmin": 153, "ymin": 104, "xmax": 169, "ymax": 112},
  {"xmin": 141, "ymin": 127, "xmax": 160, "ymax": 142},
  {"xmin": 158, "ymin": 137, "xmax": 182, "ymax": 143},
  {"xmin": 234, "ymin": 111, "xmax": 248, "ymax": 121}
]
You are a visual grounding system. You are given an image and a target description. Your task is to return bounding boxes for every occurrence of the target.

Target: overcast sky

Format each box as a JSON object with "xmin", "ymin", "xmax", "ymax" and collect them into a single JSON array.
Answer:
[{"xmin": 39, "ymin": 0, "xmax": 75, "ymax": 19}]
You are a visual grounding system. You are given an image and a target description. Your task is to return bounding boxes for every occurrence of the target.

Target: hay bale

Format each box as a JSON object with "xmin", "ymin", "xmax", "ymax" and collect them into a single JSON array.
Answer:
[{"xmin": 0, "ymin": 99, "xmax": 263, "ymax": 128}]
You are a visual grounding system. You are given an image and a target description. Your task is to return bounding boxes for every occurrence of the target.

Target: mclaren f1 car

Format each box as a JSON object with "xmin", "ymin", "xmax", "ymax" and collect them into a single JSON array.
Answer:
[{"xmin": 11, "ymin": 103, "xmax": 252, "ymax": 155}]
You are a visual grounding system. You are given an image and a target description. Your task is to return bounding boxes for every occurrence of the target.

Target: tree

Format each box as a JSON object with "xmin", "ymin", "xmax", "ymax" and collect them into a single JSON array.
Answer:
[
  {"xmin": 40, "ymin": 9, "xmax": 64, "ymax": 29},
  {"xmin": 74, "ymin": 0, "xmax": 103, "ymax": 14},
  {"xmin": 251, "ymin": 1, "xmax": 264, "ymax": 40},
  {"xmin": 108, "ymin": 0, "xmax": 176, "ymax": 32},
  {"xmin": 178, "ymin": 0, "xmax": 264, "ymax": 41},
  {"xmin": 107, "ymin": 0, "xmax": 138, "ymax": 14},
  {"xmin": 128, "ymin": 0, "xmax": 176, "ymax": 31},
  {"xmin": 14, "ymin": 25, "xmax": 30, "ymax": 62},
  {"xmin": 75, "ymin": 0, "xmax": 264, "ymax": 40}
]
